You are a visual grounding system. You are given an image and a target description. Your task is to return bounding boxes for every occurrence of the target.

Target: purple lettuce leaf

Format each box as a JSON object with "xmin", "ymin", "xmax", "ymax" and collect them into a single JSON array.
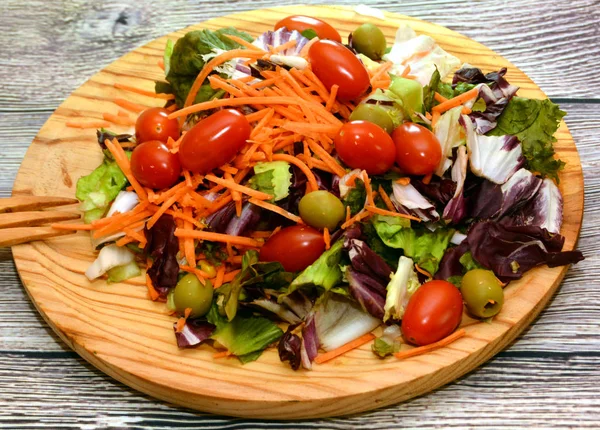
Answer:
[
  {"xmin": 411, "ymin": 176, "xmax": 457, "ymax": 206},
  {"xmin": 497, "ymin": 168, "xmax": 542, "ymax": 218},
  {"xmin": 453, "ymin": 66, "xmax": 519, "ymax": 134},
  {"xmin": 467, "ymin": 221, "xmax": 584, "ymax": 281},
  {"xmin": 144, "ymin": 214, "xmax": 179, "ymax": 297},
  {"xmin": 503, "ymin": 178, "xmax": 563, "ymax": 234},
  {"xmin": 301, "ymin": 313, "xmax": 319, "ymax": 369},
  {"xmin": 278, "ymin": 324, "xmax": 302, "ymax": 370},
  {"xmin": 434, "ymin": 241, "xmax": 470, "ymax": 281},
  {"xmin": 206, "ymin": 200, "xmax": 262, "ymax": 236},
  {"xmin": 253, "ymin": 28, "xmax": 309, "ymax": 56},
  {"xmin": 346, "ymin": 267, "xmax": 386, "ymax": 319},
  {"xmin": 391, "ymin": 182, "xmax": 440, "ymax": 222},
  {"xmin": 443, "ymin": 145, "xmax": 468, "ymax": 224},
  {"xmin": 173, "ymin": 319, "xmax": 215, "ymax": 349},
  {"xmin": 344, "ymin": 237, "xmax": 393, "ymax": 286}
]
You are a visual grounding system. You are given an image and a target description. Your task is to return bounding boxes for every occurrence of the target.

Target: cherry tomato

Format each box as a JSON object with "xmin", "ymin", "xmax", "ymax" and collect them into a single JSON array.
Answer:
[
  {"xmin": 392, "ymin": 123, "xmax": 442, "ymax": 176},
  {"xmin": 130, "ymin": 140, "xmax": 181, "ymax": 189},
  {"xmin": 308, "ymin": 40, "xmax": 370, "ymax": 101},
  {"xmin": 135, "ymin": 107, "xmax": 180, "ymax": 144},
  {"xmin": 259, "ymin": 225, "xmax": 325, "ymax": 272},
  {"xmin": 274, "ymin": 15, "xmax": 341, "ymax": 42},
  {"xmin": 401, "ymin": 280, "xmax": 464, "ymax": 346},
  {"xmin": 178, "ymin": 109, "xmax": 251, "ymax": 174},
  {"xmin": 334, "ymin": 121, "xmax": 396, "ymax": 175}
]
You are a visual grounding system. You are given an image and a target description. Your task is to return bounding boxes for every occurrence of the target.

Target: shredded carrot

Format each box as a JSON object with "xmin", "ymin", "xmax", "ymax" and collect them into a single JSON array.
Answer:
[
  {"xmin": 282, "ymin": 121, "xmax": 342, "ymax": 137},
  {"xmin": 213, "ymin": 350, "xmax": 233, "ymax": 359},
  {"xmin": 175, "ymin": 229, "xmax": 262, "ymax": 248},
  {"xmin": 325, "ymin": 85, "xmax": 339, "ymax": 111},
  {"xmin": 145, "ymin": 273, "xmax": 160, "ymax": 301},
  {"xmin": 223, "ymin": 269, "xmax": 241, "ymax": 283},
  {"xmin": 146, "ymin": 186, "xmax": 189, "ymax": 229},
  {"xmin": 362, "ymin": 171, "xmax": 375, "ymax": 207},
  {"xmin": 171, "ymin": 95, "xmax": 301, "ymax": 119},
  {"xmin": 248, "ymin": 198, "xmax": 303, "ymax": 224},
  {"xmin": 370, "ymin": 61, "xmax": 393, "ymax": 82},
  {"xmin": 425, "ymin": 112, "xmax": 432, "ymax": 120},
  {"xmin": 323, "ymin": 227, "xmax": 331, "ymax": 250},
  {"xmin": 378, "ymin": 186, "xmax": 396, "ymax": 213},
  {"xmin": 434, "ymin": 92, "xmax": 449, "ymax": 104},
  {"xmin": 66, "ymin": 119, "xmax": 113, "ymax": 129},
  {"xmin": 179, "ymin": 265, "xmax": 209, "ymax": 284},
  {"xmin": 395, "ymin": 177, "xmax": 411, "ymax": 186},
  {"xmin": 183, "ymin": 49, "xmax": 266, "ymax": 109},
  {"xmin": 271, "ymin": 153, "xmax": 319, "ymax": 192},
  {"xmin": 431, "ymin": 111, "xmax": 441, "ymax": 127},
  {"xmin": 103, "ymin": 112, "xmax": 136, "ymax": 126},
  {"xmin": 345, "ymin": 205, "xmax": 351, "ymax": 223},
  {"xmin": 341, "ymin": 210, "xmax": 371, "ymax": 229},
  {"xmin": 365, "ymin": 205, "xmax": 421, "ymax": 222},
  {"xmin": 432, "ymin": 88, "xmax": 479, "ymax": 113},
  {"xmin": 213, "ymin": 265, "xmax": 226, "ymax": 289},
  {"xmin": 114, "ymin": 83, "xmax": 175, "ymax": 100},
  {"xmin": 305, "ymin": 139, "xmax": 346, "ymax": 178},
  {"xmin": 415, "ymin": 264, "xmax": 432, "ymax": 278},
  {"xmin": 183, "ymin": 207, "xmax": 196, "ymax": 268},
  {"xmin": 245, "ymin": 108, "xmax": 273, "ymax": 123},
  {"xmin": 395, "ymin": 329, "xmax": 466, "ymax": 360},
  {"xmin": 461, "ymin": 106, "xmax": 472, "ymax": 115},
  {"xmin": 204, "ymin": 174, "xmax": 272, "ymax": 200},
  {"xmin": 422, "ymin": 173, "xmax": 433, "ymax": 185},
  {"xmin": 104, "ymin": 138, "xmax": 148, "ymax": 200},
  {"xmin": 269, "ymin": 39, "xmax": 297, "ymax": 55},
  {"xmin": 314, "ymin": 333, "xmax": 376, "ymax": 364},
  {"xmin": 50, "ymin": 223, "xmax": 94, "ymax": 231}
]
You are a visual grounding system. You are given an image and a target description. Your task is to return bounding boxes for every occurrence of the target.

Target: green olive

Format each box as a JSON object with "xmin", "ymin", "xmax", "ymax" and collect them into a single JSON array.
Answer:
[
  {"xmin": 460, "ymin": 269, "xmax": 504, "ymax": 319},
  {"xmin": 349, "ymin": 104, "xmax": 394, "ymax": 134},
  {"xmin": 352, "ymin": 23, "xmax": 387, "ymax": 60},
  {"xmin": 173, "ymin": 273, "xmax": 213, "ymax": 318},
  {"xmin": 298, "ymin": 190, "xmax": 345, "ymax": 231},
  {"xmin": 198, "ymin": 260, "xmax": 217, "ymax": 278}
]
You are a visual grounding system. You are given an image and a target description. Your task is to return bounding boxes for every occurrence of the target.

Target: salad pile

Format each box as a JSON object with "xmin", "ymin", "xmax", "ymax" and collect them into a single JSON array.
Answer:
[{"xmin": 62, "ymin": 15, "xmax": 584, "ymax": 368}]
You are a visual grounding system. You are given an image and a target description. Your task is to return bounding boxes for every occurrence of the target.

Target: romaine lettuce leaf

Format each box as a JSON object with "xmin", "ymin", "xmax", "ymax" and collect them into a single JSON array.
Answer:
[{"xmin": 248, "ymin": 161, "xmax": 292, "ymax": 202}]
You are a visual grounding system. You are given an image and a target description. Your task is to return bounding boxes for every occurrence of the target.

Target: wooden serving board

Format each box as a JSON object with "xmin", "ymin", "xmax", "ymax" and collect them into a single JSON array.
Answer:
[{"xmin": 11, "ymin": 5, "xmax": 584, "ymax": 419}]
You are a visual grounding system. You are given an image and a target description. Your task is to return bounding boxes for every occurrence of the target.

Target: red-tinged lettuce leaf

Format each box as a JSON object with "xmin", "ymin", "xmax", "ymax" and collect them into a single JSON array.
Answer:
[
  {"xmin": 435, "ymin": 241, "xmax": 470, "ymax": 281},
  {"xmin": 145, "ymin": 214, "xmax": 179, "ymax": 297},
  {"xmin": 467, "ymin": 221, "xmax": 583, "ymax": 281},
  {"xmin": 497, "ymin": 168, "xmax": 542, "ymax": 218},
  {"xmin": 344, "ymin": 237, "xmax": 393, "ymax": 287},
  {"xmin": 443, "ymin": 145, "xmax": 468, "ymax": 224},
  {"xmin": 411, "ymin": 176, "xmax": 456, "ymax": 206},
  {"xmin": 253, "ymin": 28, "xmax": 309, "ymax": 56},
  {"xmin": 278, "ymin": 324, "xmax": 302, "ymax": 370},
  {"xmin": 301, "ymin": 313, "xmax": 319, "ymax": 369},
  {"xmin": 391, "ymin": 182, "xmax": 440, "ymax": 222},
  {"xmin": 173, "ymin": 319, "xmax": 215, "ymax": 349},
  {"xmin": 205, "ymin": 200, "xmax": 262, "ymax": 236}
]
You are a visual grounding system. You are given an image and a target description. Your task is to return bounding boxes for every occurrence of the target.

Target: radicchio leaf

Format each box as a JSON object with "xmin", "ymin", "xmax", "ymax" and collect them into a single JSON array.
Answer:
[
  {"xmin": 391, "ymin": 182, "xmax": 440, "ymax": 222},
  {"xmin": 278, "ymin": 324, "xmax": 302, "ymax": 370},
  {"xmin": 346, "ymin": 267, "xmax": 386, "ymax": 319},
  {"xmin": 463, "ymin": 115, "xmax": 525, "ymax": 184},
  {"xmin": 206, "ymin": 200, "xmax": 262, "ymax": 236},
  {"xmin": 411, "ymin": 176, "xmax": 456, "ymax": 206},
  {"xmin": 145, "ymin": 214, "xmax": 179, "ymax": 297},
  {"xmin": 344, "ymin": 238, "xmax": 393, "ymax": 286},
  {"xmin": 504, "ymin": 178, "xmax": 563, "ymax": 234},
  {"xmin": 435, "ymin": 241, "xmax": 470, "ymax": 281},
  {"xmin": 467, "ymin": 221, "xmax": 584, "ymax": 281},
  {"xmin": 173, "ymin": 319, "xmax": 215, "ymax": 349},
  {"xmin": 301, "ymin": 313, "xmax": 319, "ymax": 369},
  {"xmin": 443, "ymin": 145, "xmax": 468, "ymax": 224},
  {"xmin": 253, "ymin": 28, "xmax": 309, "ymax": 56},
  {"xmin": 497, "ymin": 168, "xmax": 542, "ymax": 218}
]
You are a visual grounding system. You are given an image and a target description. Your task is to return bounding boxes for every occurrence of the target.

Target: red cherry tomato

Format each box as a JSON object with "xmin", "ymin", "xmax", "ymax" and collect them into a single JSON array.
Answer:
[
  {"xmin": 259, "ymin": 225, "xmax": 325, "ymax": 272},
  {"xmin": 308, "ymin": 40, "xmax": 370, "ymax": 101},
  {"xmin": 178, "ymin": 109, "xmax": 251, "ymax": 174},
  {"xmin": 135, "ymin": 107, "xmax": 180, "ymax": 144},
  {"xmin": 334, "ymin": 121, "xmax": 396, "ymax": 175},
  {"xmin": 392, "ymin": 123, "xmax": 442, "ymax": 175},
  {"xmin": 401, "ymin": 280, "xmax": 464, "ymax": 346},
  {"xmin": 130, "ymin": 140, "xmax": 181, "ymax": 189},
  {"xmin": 274, "ymin": 15, "xmax": 341, "ymax": 42}
]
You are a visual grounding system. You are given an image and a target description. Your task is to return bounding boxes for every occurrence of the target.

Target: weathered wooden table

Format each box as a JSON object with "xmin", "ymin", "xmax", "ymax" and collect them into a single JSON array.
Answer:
[{"xmin": 1, "ymin": 0, "xmax": 598, "ymax": 428}]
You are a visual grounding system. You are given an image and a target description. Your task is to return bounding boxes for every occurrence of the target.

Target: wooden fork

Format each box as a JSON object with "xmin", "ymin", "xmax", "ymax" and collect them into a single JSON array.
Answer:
[{"xmin": 0, "ymin": 196, "xmax": 81, "ymax": 247}]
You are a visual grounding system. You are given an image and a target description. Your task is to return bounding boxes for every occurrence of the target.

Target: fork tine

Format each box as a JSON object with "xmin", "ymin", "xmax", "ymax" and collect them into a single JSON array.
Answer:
[
  {"xmin": 0, "ymin": 211, "xmax": 80, "ymax": 229},
  {"xmin": 0, "ymin": 226, "xmax": 75, "ymax": 247},
  {"xmin": 0, "ymin": 196, "xmax": 79, "ymax": 214}
]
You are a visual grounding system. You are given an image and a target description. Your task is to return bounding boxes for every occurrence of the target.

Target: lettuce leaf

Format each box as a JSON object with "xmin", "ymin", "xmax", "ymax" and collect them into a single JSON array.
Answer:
[
  {"xmin": 489, "ymin": 97, "xmax": 566, "ymax": 181},
  {"xmin": 248, "ymin": 161, "xmax": 292, "ymax": 202}
]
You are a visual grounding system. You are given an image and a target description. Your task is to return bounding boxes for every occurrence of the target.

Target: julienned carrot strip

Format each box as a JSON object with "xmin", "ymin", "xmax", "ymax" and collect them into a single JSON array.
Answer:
[
  {"xmin": 183, "ymin": 207, "xmax": 196, "ymax": 268},
  {"xmin": 365, "ymin": 205, "xmax": 421, "ymax": 222},
  {"xmin": 432, "ymin": 88, "xmax": 479, "ymax": 113},
  {"xmin": 378, "ymin": 186, "xmax": 396, "ymax": 213},
  {"xmin": 66, "ymin": 120, "xmax": 112, "ymax": 129},
  {"xmin": 395, "ymin": 329, "xmax": 466, "ymax": 360},
  {"xmin": 434, "ymin": 92, "xmax": 449, "ymax": 104},
  {"xmin": 183, "ymin": 170, "xmax": 193, "ymax": 187},
  {"xmin": 269, "ymin": 39, "xmax": 296, "ymax": 54},
  {"xmin": 248, "ymin": 198, "xmax": 304, "ymax": 224},
  {"xmin": 461, "ymin": 106, "xmax": 472, "ymax": 115},
  {"xmin": 305, "ymin": 139, "xmax": 346, "ymax": 178},
  {"xmin": 213, "ymin": 350, "xmax": 233, "ymax": 359},
  {"xmin": 146, "ymin": 186, "xmax": 189, "ymax": 229},
  {"xmin": 50, "ymin": 223, "xmax": 94, "ymax": 231},
  {"xmin": 93, "ymin": 209, "xmax": 153, "ymax": 239},
  {"xmin": 204, "ymin": 174, "xmax": 272, "ymax": 200},
  {"xmin": 116, "ymin": 236, "xmax": 135, "ymax": 247},
  {"xmin": 105, "ymin": 138, "xmax": 148, "ymax": 200},
  {"xmin": 314, "ymin": 333, "xmax": 376, "ymax": 364},
  {"xmin": 325, "ymin": 85, "xmax": 339, "ymax": 111},
  {"xmin": 271, "ymin": 153, "xmax": 319, "ymax": 192},
  {"xmin": 179, "ymin": 265, "xmax": 209, "ymax": 284},
  {"xmin": 245, "ymin": 108, "xmax": 273, "ymax": 123},
  {"xmin": 208, "ymin": 75, "xmax": 246, "ymax": 98},
  {"xmin": 114, "ymin": 98, "xmax": 147, "ymax": 113},
  {"xmin": 401, "ymin": 49, "xmax": 432, "ymax": 66},
  {"xmin": 152, "ymin": 181, "xmax": 187, "ymax": 204},
  {"xmin": 431, "ymin": 111, "xmax": 441, "ymax": 127},
  {"xmin": 174, "ymin": 229, "xmax": 262, "ymax": 248},
  {"xmin": 296, "ymin": 155, "xmax": 335, "ymax": 174},
  {"xmin": 323, "ymin": 227, "xmax": 331, "ymax": 250},
  {"xmin": 204, "ymin": 193, "xmax": 233, "ymax": 216},
  {"xmin": 395, "ymin": 177, "xmax": 411, "ymax": 185},
  {"xmin": 422, "ymin": 173, "xmax": 433, "ymax": 185},
  {"xmin": 415, "ymin": 264, "xmax": 432, "ymax": 278},
  {"xmin": 340, "ymin": 210, "xmax": 371, "ymax": 229},
  {"xmin": 171, "ymin": 96, "xmax": 301, "ymax": 119},
  {"xmin": 145, "ymin": 274, "xmax": 160, "ymax": 301},
  {"xmin": 250, "ymin": 108, "xmax": 275, "ymax": 139},
  {"xmin": 223, "ymin": 269, "xmax": 241, "ymax": 283},
  {"xmin": 222, "ymin": 34, "xmax": 265, "ymax": 52},
  {"xmin": 345, "ymin": 206, "xmax": 351, "ymax": 223},
  {"xmin": 370, "ymin": 61, "xmax": 393, "ymax": 82},
  {"xmin": 183, "ymin": 49, "xmax": 265, "ymax": 108},
  {"xmin": 362, "ymin": 172, "xmax": 375, "ymax": 207},
  {"xmin": 220, "ymin": 165, "xmax": 238, "ymax": 175},
  {"xmin": 213, "ymin": 265, "xmax": 226, "ymax": 289},
  {"xmin": 114, "ymin": 83, "xmax": 175, "ymax": 100}
]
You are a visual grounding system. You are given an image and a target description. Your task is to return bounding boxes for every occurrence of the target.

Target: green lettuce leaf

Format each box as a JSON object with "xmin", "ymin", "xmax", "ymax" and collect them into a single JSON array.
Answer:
[
  {"xmin": 281, "ymin": 239, "xmax": 344, "ymax": 300},
  {"xmin": 76, "ymin": 155, "xmax": 129, "ymax": 223},
  {"xmin": 459, "ymin": 251, "xmax": 485, "ymax": 271},
  {"xmin": 372, "ymin": 215, "xmax": 454, "ymax": 275},
  {"xmin": 372, "ymin": 337, "xmax": 400, "ymax": 358},
  {"xmin": 106, "ymin": 261, "xmax": 141, "ymax": 283},
  {"xmin": 344, "ymin": 179, "xmax": 366, "ymax": 216},
  {"xmin": 248, "ymin": 161, "xmax": 292, "ymax": 202},
  {"xmin": 488, "ymin": 97, "xmax": 566, "ymax": 181}
]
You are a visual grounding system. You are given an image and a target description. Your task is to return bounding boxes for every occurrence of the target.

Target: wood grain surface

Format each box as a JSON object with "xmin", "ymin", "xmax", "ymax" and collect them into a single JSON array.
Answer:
[{"xmin": 1, "ymin": 0, "xmax": 598, "ymax": 428}]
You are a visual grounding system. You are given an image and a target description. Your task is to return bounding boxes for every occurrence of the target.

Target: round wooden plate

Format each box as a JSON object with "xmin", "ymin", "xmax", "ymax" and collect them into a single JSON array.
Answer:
[{"xmin": 11, "ymin": 5, "xmax": 583, "ymax": 419}]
